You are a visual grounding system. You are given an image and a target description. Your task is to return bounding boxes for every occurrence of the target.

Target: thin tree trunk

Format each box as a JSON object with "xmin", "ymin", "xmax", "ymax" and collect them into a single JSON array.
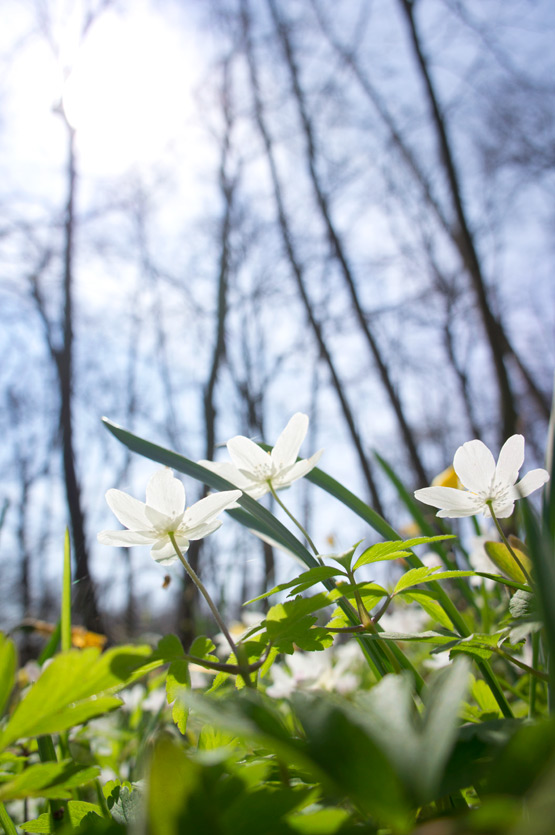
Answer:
[
  {"xmin": 240, "ymin": 0, "xmax": 385, "ymax": 514},
  {"xmin": 53, "ymin": 119, "xmax": 103, "ymax": 631},
  {"xmin": 267, "ymin": 0, "xmax": 429, "ymax": 486},
  {"xmin": 313, "ymin": 0, "xmax": 549, "ymax": 431},
  {"xmin": 397, "ymin": 0, "xmax": 541, "ymax": 439}
]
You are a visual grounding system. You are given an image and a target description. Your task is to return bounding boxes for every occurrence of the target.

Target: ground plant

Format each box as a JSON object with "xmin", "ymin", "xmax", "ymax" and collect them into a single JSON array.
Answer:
[{"xmin": 1, "ymin": 410, "xmax": 554, "ymax": 834}]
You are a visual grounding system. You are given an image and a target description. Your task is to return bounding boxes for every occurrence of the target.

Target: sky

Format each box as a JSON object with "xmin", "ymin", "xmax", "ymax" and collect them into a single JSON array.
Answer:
[{"xmin": 0, "ymin": 0, "xmax": 553, "ymax": 630}]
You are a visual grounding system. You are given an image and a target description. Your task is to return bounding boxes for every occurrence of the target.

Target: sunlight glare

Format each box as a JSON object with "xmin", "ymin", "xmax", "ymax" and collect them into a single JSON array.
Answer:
[{"xmin": 62, "ymin": 9, "xmax": 196, "ymax": 174}]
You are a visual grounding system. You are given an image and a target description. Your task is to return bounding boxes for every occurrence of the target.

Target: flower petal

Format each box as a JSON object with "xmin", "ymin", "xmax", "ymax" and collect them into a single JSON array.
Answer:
[
  {"xmin": 151, "ymin": 537, "xmax": 182, "ymax": 565},
  {"xmin": 271, "ymin": 413, "xmax": 309, "ymax": 470},
  {"xmin": 97, "ymin": 529, "xmax": 156, "ymax": 547},
  {"xmin": 227, "ymin": 435, "xmax": 272, "ymax": 477},
  {"xmin": 184, "ymin": 519, "xmax": 222, "ymax": 541},
  {"xmin": 414, "ymin": 486, "xmax": 481, "ymax": 517},
  {"xmin": 146, "ymin": 468, "xmax": 185, "ymax": 517},
  {"xmin": 513, "ymin": 468, "xmax": 550, "ymax": 499},
  {"xmin": 490, "ymin": 499, "xmax": 516, "ymax": 518},
  {"xmin": 105, "ymin": 489, "xmax": 151, "ymax": 531},
  {"xmin": 453, "ymin": 440, "xmax": 496, "ymax": 493},
  {"xmin": 274, "ymin": 449, "xmax": 323, "ymax": 488},
  {"xmin": 198, "ymin": 460, "xmax": 257, "ymax": 490},
  {"xmin": 183, "ymin": 490, "xmax": 242, "ymax": 528},
  {"xmin": 495, "ymin": 435, "xmax": 524, "ymax": 488}
]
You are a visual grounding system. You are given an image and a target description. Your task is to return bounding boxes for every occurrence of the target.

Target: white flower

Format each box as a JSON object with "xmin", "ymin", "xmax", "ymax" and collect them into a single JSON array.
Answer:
[
  {"xmin": 199, "ymin": 413, "xmax": 323, "ymax": 499},
  {"xmin": 414, "ymin": 434, "xmax": 549, "ymax": 519},
  {"xmin": 97, "ymin": 467, "xmax": 242, "ymax": 565}
]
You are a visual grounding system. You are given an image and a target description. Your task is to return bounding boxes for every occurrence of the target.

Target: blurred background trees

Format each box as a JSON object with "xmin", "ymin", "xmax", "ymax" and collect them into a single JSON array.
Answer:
[{"xmin": 1, "ymin": 0, "xmax": 553, "ymax": 642}]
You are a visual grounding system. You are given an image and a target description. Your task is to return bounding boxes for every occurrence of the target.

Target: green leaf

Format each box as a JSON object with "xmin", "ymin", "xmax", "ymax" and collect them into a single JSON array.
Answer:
[
  {"xmin": 146, "ymin": 736, "xmax": 200, "ymax": 835},
  {"xmin": 246, "ymin": 566, "xmax": 345, "ymax": 605},
  {"xmin": 0, "ymin": 762, "xmax": 100, "ymax": 801},
  {"xmin": 286, "ymin": 807, "xmax": 350, "ymax": 834},
  {"xmin": 399, "ymin": 590, "xmax": 455, "ymax": 630},
  {"xmin": 0, "ymin": 634, "xmax": 16, "ymax": 717},
  {"xmin": 520, "ymin": 498, "xmax": 555, "ymax": 700},
  {"xmin": 474, "ymin": 572, "xmax": 530, "ymax": 592},
  {"xmin": 155, "ymin": 633, "xmax": 185, "ymax": 661},
  {"xmin": 484, "ymin": 540, "xmax": 532, "ymax": 584},
  {"xmin": 20, "ymin": 802, "xmax": 102, "ymax": 833},
  {"xmin": 189, "ymin": 636, "xmax": 218, "ymax": 660},
  {"xmin": 353, "ymin": 535, "xmax": 455, "ymax": 570},
  {"xmin": 0, "ymin": 645, "xmax": 160, "ymax": 750},
  {"xmin": 352, "ymin": 659, "xmax": 470, "ymax": 805},
  {"xmin": 265, "ymin": 595, "xmax": 334, "ymax": 653},
  {"xmin": 61, "ymin": 528, "xmax": 72, "ymax": 653},
  {"xmin": 107, "ymin": 784, "xmax": 143, "ymax": 826},
  {"xmin": 166, "ymin": 660, "xmax": 190, "ymax": 734},
  {"xmin": 394, "ymin": 568, "xmax": 473, "ymax": 594},
  {"xmin": 367, "ymin": 631, "xmax": 455, "ymax": 644},
  {"xmin": 331, "ymin": 581, "xmax": 388, "ymax": 608}
]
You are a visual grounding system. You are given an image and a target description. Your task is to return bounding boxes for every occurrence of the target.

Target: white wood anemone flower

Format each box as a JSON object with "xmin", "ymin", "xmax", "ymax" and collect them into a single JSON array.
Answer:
[
  {"xmin": 97, "ymin": 468, "xmax": 242, "ymax": 565},
  {"xmin": 414, "ymin": 434, "xmax": 549, "ymax": 519},
  {"xmin": 199, "ymin": 412, "xmax": 323, "ymax": 499}
]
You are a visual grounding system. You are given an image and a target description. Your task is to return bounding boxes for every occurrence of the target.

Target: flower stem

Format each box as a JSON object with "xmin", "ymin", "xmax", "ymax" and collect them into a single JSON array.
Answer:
[
  {"xmin": 529, "ymin": 632, "xmax": 541, "ymax": 718},
  {"xmin": 487, "ymin": 503, "xmax": 532, "ymax": 585},
  {"xmin": 268, "ymin": 482, "xmax": 319, "ymax": 556},
  {"xmin": 168, "ymin": 532, "xmax": 252, "ymax": 687},
  {"xmin": 0, "ymin": 802, "xmax": 18, "ymax": 835},
  {"xmin": 492, "ymin": 645, "xmax": 548, "ymax": 681}
]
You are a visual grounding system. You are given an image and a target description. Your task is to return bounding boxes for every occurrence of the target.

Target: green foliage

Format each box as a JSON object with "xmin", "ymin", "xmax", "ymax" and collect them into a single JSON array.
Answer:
[
  {"xmin": 264, "ymin": 595, "xmax": 334, "ymax": 653},
  {"xmin": 0, "ymin": 645, "xmax": 159, "ymax": 750},
  {"xmin": 0, "ymin": 762, "xmax": 100, "ymax": 802},
  {"xmin": 0, "ymin": 634, "xmax": 16, "ymax": 718},
  {"xmin": 20, "ymin": 802, "xmax": 103, "ymax": 832},
  {"xmin": 353, "ymin": 535, "xmax": 455, "ymax": 570}
]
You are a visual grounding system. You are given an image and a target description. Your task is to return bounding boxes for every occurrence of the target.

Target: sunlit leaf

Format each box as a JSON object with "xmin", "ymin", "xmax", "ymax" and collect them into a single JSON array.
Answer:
[
  {"xmin": 484, "ymin": 540, "xmax": 532, "ymax": 584},
  {"xmin": 353, "ymin": 535, "xmax": 455, "ymax": 570},
  {"xmin": 20, "ymin": 801, "xmax": 102, "ymax": 832},
  {"xmin": 0, "ymin": 633, "xmax": 16, "ymax": 717},
  {"xmin": 0, "ymin": 762, "xmax": 100, "ymax": 801}
]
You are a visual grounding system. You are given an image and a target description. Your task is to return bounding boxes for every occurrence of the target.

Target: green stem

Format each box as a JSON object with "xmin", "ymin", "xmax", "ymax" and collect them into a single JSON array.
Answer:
[
  {"xmin": 37, "ymin": 736, "xmax": 68, "ymax": 830},
  {"xmin": 488, "ymin": 503, "xmax": 532, "ymax": 585},
  {"xmin": 529, "ymin": 632, "xmax": 540, "ymax": 718},
  {"xmin": 0, "ymin": 802, "xmax": 18, "ymax": 835},
  {"xmin": 168, "ymin": 532, "xmax": 252, "ymax": 688},
  {"xmin": 491, "ymin": 646, "xmax": 548, "ymax": 681},
  {"xmin": 268, "ymin": 482, "xmax": 319, "ymax": 556},
  {"xmin": 346, "ymin": 568, "xmax": 373, "ymax": 628}
]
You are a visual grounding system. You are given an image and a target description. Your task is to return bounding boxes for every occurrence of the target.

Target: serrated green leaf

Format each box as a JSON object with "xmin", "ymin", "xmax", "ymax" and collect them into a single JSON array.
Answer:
[
  {"xmin": 0, "ymin": 633, "xmax": 16, "ymax": 717},
  {"xmin": 0, "ymin": 762, "xmax": 100, "ymax": 801},
  {"xmin": 399, "ymin": 590, "xmax": 455, "ymax": 630},
  {"xmin": 109, "ymin": 785, "xmax": 143, "ymax": 826},
  {"xmin": 20, "ymin": 801, "xmax": 103, "ymax": 832},
  {"xmin": 265, "ymin": 594, "xmax": 334, "ymax": 653},
  {"xmin": 166, "ymin": 660, "xmax": 190, "ymax": 734},
  {"xmin": 0, "ymin": 645, "xmax": 159, "ymax": 750},
  {"xmin": 189, "ymin": 636, "xmax": 217, "ymax": 659},
  {"xmin": 155, "ymin": 634, "xmax": 184, "ymax": 661},
  {"xmin": 332, "ymin": 582, "xmax": 388, "ymax": 610},
  {"xmin": 354, "ymin": 535, "xmax": 455, "ymax": 570},
  {"xmin": 394, "ymin": 568, "xmax": 473, "ymax": 595},
  {"xmin": 246, "ymin": 566, "xmax": 344, "ymax": 605}
]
